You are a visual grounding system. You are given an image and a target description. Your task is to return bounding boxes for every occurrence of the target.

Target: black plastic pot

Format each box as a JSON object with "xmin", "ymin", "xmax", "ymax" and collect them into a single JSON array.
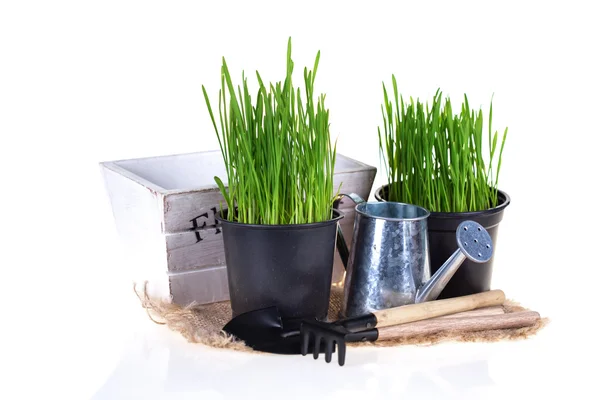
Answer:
[
  {"xmin": 375, "ymin": 185, "xmax": 510, "ymax": 299},
  {"xmin": 215, "ymin": 210, "xmax": 344, "ymax": 320}
]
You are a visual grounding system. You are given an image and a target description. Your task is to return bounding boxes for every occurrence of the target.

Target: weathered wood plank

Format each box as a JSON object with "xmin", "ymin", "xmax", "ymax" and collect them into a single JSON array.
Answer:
[
  {"xmin": 100, "ymin": 164, "xmax": 171, "ymax": 298},
  {"xmin": 166, "ymin": 226, "xmax": 226, "ymax": 271},
  {"xmin": 163, "ymin": 191, "xmax": 226, "ymax": 235},
  {"xmin": 332, "ymin": 170, "xmax": 378, "ymax": 208},
  {"xmin": 169, "ymin": 266, "xmax": 230, "ymax": 306}
]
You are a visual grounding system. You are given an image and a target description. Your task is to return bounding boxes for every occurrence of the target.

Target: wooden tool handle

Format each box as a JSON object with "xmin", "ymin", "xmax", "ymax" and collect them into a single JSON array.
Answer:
[
  {"xmin": 375, "ymin": 306, "xmax": 504, "ymax": 340},
  {"xmin": 373, "ymin": 289, "xmax": 506, "ymax": 328},
  {"xmin": 377, "ymin": 310, "xmax": 540, "ymax": 341},
  {"xmin": 437, "ymin": 306, "xmax": 505, "ymax": 319}
]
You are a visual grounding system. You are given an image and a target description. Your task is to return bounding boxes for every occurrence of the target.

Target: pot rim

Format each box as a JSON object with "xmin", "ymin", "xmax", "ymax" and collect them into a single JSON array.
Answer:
[
  {"xmin": 355, "ymin": 201, "xmax": 430, "ymax": 222},
  {"xmin": 214, "ymin": 208, "xmax": 344, "ymax": 229},
  {"xmin": 374, "ymin": 184, "xmax": 511, "ymax": 217}
]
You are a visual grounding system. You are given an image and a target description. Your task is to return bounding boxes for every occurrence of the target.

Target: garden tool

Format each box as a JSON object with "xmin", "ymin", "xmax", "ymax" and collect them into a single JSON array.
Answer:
[
  {"xmin": 222, "ymin": 306, "xmax": 330, "ymax": 355},
  {"xmin": 334, "ymin": 193, "xmax": 496, "ymax": 317},
  {"xmin": 300, "ymin": 289, "xmax": 507, "ymax": 366},
  {"xmin": 221, "ymin": 290, "xmax": 505, "ymax": 357}
]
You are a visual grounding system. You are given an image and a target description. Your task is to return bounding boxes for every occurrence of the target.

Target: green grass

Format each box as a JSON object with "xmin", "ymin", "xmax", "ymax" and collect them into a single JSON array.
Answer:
[
  {"xmin": 378, "ymin": 75, "xmax": 507, "ymax": 213},
  {"xmin": 202, "ymin": 38, "xmax": 338, "ymax": 225}
]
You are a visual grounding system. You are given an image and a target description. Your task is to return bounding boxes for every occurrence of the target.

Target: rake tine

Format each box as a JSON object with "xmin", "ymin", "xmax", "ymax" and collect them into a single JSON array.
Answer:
[
  {"xmin": 300, "ymin": 330, "xmax": 310, "ymax": 356},
  {"xmin": 312, "ymin": 334, "xmax": 322, "ymax": 359},
  {"xmin": 337, "ymin": 340, "xmax": 346, "ymax": 366},
  {"xmin": 325, "ymin": 339, "xmax": 334, "ymax": 363},
  {"xmin": 299, "ymin": 318, "xmax": 373, "ymax": 366}
]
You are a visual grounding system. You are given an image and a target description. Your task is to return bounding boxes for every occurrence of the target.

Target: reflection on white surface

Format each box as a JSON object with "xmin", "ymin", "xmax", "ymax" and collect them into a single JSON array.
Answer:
[{"xmin": 90, "ymin": 318, "xmax": 558, "ymax": 400}]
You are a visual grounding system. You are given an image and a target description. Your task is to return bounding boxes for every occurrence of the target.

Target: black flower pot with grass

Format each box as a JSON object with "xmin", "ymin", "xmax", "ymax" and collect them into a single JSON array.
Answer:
[
  {"xmin": 216, "ymin": 209, "xmax": 343, "ymax": 319},
  {"xmin": 203, "ymin": 38, "xmax": 341, "ymax": 320},
  {"xmin": 376, "ymin": 75, "xmax": 511, "ymax": 299}
]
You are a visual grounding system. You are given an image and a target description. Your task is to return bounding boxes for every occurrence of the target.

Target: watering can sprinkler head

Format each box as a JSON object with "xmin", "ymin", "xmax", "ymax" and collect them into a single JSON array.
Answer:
[{"xmin": 415, "ymin": 220, "xmax": 493, "ymax": 303}]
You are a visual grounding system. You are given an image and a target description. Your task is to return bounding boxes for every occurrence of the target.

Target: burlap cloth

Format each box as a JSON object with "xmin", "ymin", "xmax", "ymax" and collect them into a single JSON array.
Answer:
[{"xmin": 134, "ymin": 282, "xmax": 548, "ymax": 353}]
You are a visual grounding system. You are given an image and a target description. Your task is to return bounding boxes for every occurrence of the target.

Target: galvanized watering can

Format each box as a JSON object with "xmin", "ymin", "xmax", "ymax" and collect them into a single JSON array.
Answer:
[{"xmin": 335, "ymin": 193, "xmax": 494, "ymax": 318}]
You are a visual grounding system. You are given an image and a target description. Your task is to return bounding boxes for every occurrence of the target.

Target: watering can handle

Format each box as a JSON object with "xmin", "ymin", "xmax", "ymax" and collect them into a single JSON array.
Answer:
[{"xmin": 333, "ymin": 193, "xmax": 366, "ymax": 270}]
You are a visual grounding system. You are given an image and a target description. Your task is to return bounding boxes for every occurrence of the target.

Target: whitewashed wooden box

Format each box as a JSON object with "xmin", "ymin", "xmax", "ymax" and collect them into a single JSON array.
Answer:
[{"xmin": 100, "ymin": 150, "xmax": 376, "ymax": 306}]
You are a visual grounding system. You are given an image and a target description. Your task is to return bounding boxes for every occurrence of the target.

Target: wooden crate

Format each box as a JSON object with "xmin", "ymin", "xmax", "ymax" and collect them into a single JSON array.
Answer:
[{"xmin": 100, "ymin": 150, "xmax": 376, "ymax": 305}]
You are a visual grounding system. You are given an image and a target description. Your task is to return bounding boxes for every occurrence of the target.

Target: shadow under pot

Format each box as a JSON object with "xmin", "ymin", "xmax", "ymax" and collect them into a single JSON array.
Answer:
[
  {"xmin": 215, "ymin": 209, "xmax": 344, "ymax": 320},
  {"xmin": 374, "ymin": 185, "xmax": 510, "ymax": 299}
]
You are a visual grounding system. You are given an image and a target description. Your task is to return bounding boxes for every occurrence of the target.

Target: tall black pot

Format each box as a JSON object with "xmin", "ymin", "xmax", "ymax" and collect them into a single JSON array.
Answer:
[
  {"xmin": 374, "ymin": 185, "xmax": 510, "ymax": 299},
  {"xmin": 215, "ymin": 209, "xmax": 344, "ymax": 320}
]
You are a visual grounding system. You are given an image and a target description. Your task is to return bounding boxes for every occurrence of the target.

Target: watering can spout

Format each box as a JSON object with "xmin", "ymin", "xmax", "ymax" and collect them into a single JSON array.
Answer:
[{"xmin": 415, "ymin": 220, "xmax": 493, "ymax": 303}]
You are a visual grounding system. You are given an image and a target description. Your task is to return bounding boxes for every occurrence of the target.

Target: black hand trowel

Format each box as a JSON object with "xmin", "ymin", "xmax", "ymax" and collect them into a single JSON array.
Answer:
[{"xmin": 222, "ymin": 306, "xmax": 330, "ymax": 355}]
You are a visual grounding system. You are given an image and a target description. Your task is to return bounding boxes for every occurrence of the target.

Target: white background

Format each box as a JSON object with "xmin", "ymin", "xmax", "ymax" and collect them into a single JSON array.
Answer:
[{"xmin": 1, "ymin": 1, "xmax": 599, "ymax": 398}]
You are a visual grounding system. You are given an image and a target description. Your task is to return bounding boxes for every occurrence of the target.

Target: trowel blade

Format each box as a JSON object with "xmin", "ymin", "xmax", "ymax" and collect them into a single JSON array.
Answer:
[{"xmin": 222, "ymin": 306, "xmax": 330, "ymax": 355}]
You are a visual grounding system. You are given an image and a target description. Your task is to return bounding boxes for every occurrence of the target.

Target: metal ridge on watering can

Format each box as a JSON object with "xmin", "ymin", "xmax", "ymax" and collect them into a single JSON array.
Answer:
[{"xmin": 334, "ymin": 194, "xmax": 493, "ymax": 318}]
